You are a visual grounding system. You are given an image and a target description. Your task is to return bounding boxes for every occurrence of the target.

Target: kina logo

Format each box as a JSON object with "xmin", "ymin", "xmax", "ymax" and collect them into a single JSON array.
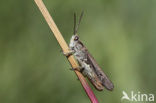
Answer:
[{"xmin": 121, "ymin": 91, "xmax": 154, "ymax": 102}]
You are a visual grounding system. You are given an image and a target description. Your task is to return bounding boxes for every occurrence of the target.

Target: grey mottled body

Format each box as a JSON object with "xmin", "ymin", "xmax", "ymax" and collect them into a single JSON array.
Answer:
[
  {"xmin": 69, "ymin": 36, "xmax": 95, "ymax": 78},
  {"xmin": 69, "ymin": 35, "xmax": 114, "ymax": 91}
]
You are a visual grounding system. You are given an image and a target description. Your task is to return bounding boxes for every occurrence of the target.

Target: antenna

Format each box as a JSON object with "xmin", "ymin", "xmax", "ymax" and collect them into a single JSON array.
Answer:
[
  {"xmin": 73, "ymin": 11, "xmax": 84, "ymax": 35},
  {"xmin": 73, "ymin": 13, "xmax": 76, "ymax": 35}
]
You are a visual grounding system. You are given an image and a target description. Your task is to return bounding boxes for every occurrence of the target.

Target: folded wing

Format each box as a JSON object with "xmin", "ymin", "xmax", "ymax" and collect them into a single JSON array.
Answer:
[{"xmin": 87, "ymin": 51, "xmax": 114, "ymax": 91}]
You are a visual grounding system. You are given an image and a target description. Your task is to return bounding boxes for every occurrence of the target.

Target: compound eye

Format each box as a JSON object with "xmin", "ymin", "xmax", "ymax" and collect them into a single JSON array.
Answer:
[{"xmin": 74, "ymin": 36, "xmax": 79, "ymax": 41}]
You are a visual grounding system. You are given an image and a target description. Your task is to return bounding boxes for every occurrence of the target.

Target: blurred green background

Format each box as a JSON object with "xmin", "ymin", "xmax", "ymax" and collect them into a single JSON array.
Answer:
[{"xmin": 0, "ymin": 0, "xmax": 156, "ymax": 103}]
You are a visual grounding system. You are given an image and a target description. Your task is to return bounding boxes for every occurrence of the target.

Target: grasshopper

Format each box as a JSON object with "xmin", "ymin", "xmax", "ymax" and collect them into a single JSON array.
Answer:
[{"xmin": 64, "ymin": 12, "xmax": 114, "ymax": 91}]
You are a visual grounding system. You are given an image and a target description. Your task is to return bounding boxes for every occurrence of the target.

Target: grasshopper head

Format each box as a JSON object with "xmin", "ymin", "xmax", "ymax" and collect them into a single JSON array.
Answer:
[
  {"xmin": 69, "ymin": 34, "xmax": 79, "ymax": 48},
  {"xmin": 70, "ymin": 12, "xmax": 83, "ymax": 48}
]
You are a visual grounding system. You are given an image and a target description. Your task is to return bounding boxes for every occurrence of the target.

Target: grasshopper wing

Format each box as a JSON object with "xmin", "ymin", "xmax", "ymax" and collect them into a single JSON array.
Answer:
[{"xmin": 87, "ymin": 52, "xmax": 114, "ymax": 91}]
